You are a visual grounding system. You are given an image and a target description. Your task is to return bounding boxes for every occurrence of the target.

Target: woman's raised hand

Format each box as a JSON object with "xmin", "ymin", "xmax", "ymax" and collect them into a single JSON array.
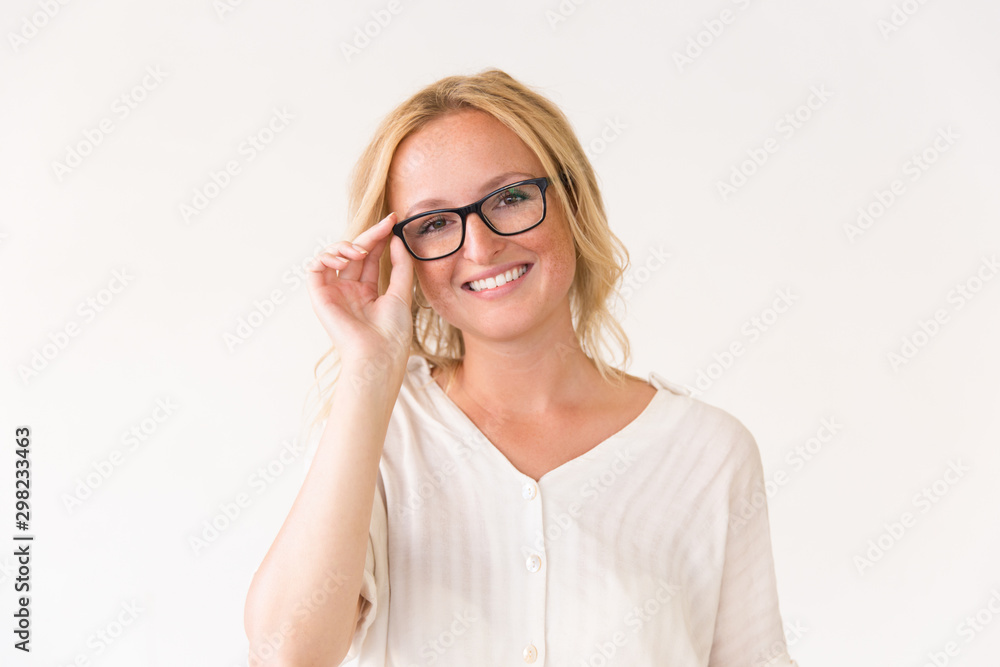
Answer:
[{"xmin": 306, "ymin": 213, "xmax": 414, "ymax": 366}]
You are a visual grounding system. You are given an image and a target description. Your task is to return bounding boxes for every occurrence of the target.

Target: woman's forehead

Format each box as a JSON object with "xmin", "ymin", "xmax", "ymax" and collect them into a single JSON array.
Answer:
[{"xmin": 388, "ymin": 111, "xmax": 543, "ymax": 205}]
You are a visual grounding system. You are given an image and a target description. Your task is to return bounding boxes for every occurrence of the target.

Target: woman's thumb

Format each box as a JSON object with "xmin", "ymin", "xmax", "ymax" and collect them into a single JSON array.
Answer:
[{"xmin": 384, "ymin": 235, "xmax": 414, "ymax": 307}]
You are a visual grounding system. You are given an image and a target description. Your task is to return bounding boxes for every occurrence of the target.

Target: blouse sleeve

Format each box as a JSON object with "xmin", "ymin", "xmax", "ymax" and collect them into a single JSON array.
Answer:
[{"xmin": 708, "ymin": 428, "xmax": 799, "ymax": 667}]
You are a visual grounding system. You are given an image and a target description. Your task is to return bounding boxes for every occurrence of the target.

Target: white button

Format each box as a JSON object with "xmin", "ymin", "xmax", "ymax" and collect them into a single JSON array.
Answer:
[
  {"xmin": 522, "ymin": 481, "xmax": 537, "ymax": 500},
  {"xmin": 525, "ymin": 554, "xmax": 541, "ymax": 572},
  {"xmin": 523, "ymin": 644, "xmax": 537, "ymax": 662}
]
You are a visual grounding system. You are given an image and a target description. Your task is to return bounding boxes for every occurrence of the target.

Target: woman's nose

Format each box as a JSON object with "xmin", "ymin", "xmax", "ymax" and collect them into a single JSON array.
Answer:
[{"xmin": 461, "ymin": 212, "xmax": 504, "ymax": 262}]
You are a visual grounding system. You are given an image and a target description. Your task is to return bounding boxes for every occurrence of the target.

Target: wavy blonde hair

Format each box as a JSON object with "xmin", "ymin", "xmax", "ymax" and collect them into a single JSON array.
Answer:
[{"xmin": 302, "ymin": 68, "xmax": 632, "ymax": 443}]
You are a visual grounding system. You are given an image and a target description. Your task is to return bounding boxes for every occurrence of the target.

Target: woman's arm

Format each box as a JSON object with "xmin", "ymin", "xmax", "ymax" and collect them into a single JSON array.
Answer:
[
  {"xmin": 244, "ymin": 213, "xmax": 412, "ymax": 666},
  {"xmin": 244, "ymin": 360, "xmax": 403, "ymax": 665}
]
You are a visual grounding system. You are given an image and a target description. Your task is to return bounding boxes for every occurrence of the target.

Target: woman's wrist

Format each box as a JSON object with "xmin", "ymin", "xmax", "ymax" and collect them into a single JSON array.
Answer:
[{"xmin": 337, "ymin": 355, "xmax": 408, "ymax": 404}]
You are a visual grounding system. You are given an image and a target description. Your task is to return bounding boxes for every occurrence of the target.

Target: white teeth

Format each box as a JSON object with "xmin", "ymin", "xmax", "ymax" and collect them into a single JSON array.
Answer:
[{"xmin": 468, "ymin": 265, "xmax": 527, "ymax": 292}]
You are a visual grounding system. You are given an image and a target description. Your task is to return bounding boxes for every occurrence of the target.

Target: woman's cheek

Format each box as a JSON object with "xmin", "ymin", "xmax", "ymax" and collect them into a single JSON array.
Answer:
[{"xmin": 414, "ymin": 267, "xmax": 460, "ymax": 319}]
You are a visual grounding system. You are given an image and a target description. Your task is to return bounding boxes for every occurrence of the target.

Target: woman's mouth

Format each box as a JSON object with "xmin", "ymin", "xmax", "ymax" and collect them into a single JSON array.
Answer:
[{"xmin": 464, "ymin": 264, "xmax": 530, "ymax": 292}]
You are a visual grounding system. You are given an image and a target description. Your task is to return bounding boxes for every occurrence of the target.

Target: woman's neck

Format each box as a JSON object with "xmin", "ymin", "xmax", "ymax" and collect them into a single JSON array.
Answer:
[{"xmin": 438, "ymin": 327, "xmax": 606, "ymax": 418}]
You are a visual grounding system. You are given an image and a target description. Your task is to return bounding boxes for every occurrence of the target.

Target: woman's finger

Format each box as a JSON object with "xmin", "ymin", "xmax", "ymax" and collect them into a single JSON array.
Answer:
[
  {"xmin": 347, "ymin": 212, "xmax": 397, "ymax": 252},
  {"xmin": 337, "ymin": 213, "xmax": 396, "ymax": 283},
  {"xmin": 311, "ymin": 240, "xmax": 367, "ymax": 266},
  {"xmin": 305, "ymin": 252, "xmax": 339, "ymax": 296},
  {"xmin": 359, "ymin": 214, "xmax": 397, "ymax": 285},
  {"xmin": 304, "ymin": 239, "xmax": 371, "ymax": 288},
  {"xmin": 306, "ymin": 251, "xmax": 349, "ymax": 273}
]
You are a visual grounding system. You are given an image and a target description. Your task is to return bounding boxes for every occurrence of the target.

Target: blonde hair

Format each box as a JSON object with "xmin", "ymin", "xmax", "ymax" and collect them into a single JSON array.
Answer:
[{"xmin": 302, "ymin": 68, "xmax": 632, "ymax": 442}]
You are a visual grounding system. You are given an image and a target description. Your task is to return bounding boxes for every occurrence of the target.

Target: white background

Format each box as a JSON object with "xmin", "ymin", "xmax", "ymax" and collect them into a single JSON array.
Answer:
[{"xmin": 2, "ymin": 0, "xmax": 999, "ymax": 665}]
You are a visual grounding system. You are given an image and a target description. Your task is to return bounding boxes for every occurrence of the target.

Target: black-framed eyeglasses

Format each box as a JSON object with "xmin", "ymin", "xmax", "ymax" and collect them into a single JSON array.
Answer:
[{"xmin": 392, "ymin": 177, "xmax": 550, "ymax": 261}]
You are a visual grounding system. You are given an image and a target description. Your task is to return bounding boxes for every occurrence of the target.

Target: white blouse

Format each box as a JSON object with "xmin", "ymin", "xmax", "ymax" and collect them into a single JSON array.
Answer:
[{"xmin": 302, "ymin": 355, "xmax": 799, "ymax": 667}]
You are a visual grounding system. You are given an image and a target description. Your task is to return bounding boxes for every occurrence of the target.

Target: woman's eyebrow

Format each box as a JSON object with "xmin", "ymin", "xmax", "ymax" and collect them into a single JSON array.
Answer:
[{"xmin": 403, "ymin": 171, "xmax": 535, "ymax": 218}]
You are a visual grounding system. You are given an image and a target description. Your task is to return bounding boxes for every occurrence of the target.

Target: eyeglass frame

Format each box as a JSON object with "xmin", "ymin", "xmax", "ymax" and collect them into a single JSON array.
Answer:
[{"xmin": 391, "ymin": 176, "xmax": 551, "ymax": 261}]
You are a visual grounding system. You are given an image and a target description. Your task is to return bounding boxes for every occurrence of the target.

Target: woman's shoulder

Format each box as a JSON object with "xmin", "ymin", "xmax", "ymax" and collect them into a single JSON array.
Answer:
[{"xmin": 640, "ymin": 368, "xmax": 761, "ymax": 468}]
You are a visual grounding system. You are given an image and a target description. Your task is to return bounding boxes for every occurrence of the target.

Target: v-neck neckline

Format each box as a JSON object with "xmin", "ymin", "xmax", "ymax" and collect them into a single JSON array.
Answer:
[{"xmin": 411, "ymin": 355, "xmax": 668, "ymax": 484}]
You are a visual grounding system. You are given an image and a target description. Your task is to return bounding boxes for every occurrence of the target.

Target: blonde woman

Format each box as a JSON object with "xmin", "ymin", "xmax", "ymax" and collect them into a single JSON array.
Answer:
[{"xmin": 244, "ymin": 69, "xmax": 799, "ymax": 667}]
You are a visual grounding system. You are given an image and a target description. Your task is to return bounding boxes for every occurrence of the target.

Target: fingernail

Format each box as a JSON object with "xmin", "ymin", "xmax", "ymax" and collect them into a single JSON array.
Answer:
[{"xmin": 351, "ymin": 243, "xmax": 368, "ymax": 255}]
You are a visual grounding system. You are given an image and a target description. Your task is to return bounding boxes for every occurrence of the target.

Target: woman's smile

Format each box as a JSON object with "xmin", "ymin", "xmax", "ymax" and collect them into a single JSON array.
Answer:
[{"xmin": 462, "ymin": 263, "xmax": 532, "ymax": 294}]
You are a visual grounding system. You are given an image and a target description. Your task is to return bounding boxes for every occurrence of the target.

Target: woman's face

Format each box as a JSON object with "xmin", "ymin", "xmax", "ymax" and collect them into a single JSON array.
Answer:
[{"xmin": 387, "ymin": 109, "xmax": 577, "ymax": 345}]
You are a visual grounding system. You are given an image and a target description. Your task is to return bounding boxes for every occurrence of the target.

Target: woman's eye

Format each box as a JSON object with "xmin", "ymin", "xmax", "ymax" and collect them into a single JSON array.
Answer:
[
  {"xmin": 418, "ymin": 217, "xmax": 450, "ymax": 234},
  {"xmin": 497, "ymin": 188, "xmax": 528, "ymax": 207}
]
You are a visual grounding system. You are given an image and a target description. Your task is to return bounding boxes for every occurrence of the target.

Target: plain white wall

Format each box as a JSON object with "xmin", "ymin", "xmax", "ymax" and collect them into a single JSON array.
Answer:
[{"xmin": 2, "ymin": 0, "xmax": 998, "ymax": 664}]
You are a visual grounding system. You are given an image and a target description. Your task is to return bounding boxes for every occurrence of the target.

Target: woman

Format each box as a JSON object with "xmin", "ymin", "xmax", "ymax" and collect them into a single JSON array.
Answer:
[{"xmin": 244, "ymin": 69, "xmax": 799, "ymax": 667}]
